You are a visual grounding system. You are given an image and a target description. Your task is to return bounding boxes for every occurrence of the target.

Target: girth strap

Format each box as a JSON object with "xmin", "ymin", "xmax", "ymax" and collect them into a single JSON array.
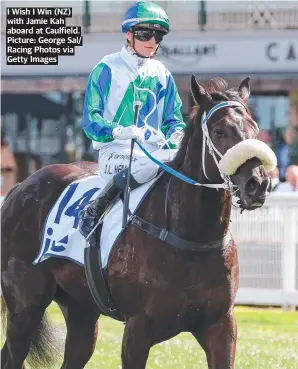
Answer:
[{"xmin": 131, "ymin": 215, "xmax": 231, "ymax": 251}]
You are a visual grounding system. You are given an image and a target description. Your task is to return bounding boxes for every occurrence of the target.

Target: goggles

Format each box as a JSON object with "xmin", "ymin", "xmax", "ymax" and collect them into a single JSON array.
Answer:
[{"xmin": 133, "ymin": 29, "xmax": 165, "ymax": 43}]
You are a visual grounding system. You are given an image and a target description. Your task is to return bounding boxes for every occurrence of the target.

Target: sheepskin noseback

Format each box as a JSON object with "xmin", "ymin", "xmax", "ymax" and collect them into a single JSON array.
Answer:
[{"xmin": 218, "ymin": 139, "xmax": 277, "ymax": 176}]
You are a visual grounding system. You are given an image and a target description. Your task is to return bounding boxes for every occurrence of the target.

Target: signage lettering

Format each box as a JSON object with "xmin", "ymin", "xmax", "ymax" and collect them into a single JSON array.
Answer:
[
  {"xmin": 160, "ymin": 44, "xmax": 216, "ymax": 57},
  {"xmin": 266, "ymin": 42, "xmax": 296, "ymax": 62}
]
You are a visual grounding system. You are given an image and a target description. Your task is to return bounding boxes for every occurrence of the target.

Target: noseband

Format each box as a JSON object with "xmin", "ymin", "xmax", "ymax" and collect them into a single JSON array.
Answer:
[{"xmin": 201, "ymin": 101, "xmax": 247, "ymax": 190}]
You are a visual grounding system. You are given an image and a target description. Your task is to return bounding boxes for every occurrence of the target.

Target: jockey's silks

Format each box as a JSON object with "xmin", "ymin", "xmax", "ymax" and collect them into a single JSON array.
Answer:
[{"xmin": 82, "ymin": 45, "xmax": 185, "ymax": 150}]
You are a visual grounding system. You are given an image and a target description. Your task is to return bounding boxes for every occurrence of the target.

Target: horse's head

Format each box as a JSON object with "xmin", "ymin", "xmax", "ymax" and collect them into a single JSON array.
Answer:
[{"xmin": 189, "ymin": 75, "xmax": 277, "ymax": 211}]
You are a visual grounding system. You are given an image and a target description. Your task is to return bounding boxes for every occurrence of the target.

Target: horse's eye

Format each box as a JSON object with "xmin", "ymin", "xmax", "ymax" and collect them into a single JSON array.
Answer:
[{"xmin": 213, "ymin": 129, "xmax": 224, "ymax": 138}]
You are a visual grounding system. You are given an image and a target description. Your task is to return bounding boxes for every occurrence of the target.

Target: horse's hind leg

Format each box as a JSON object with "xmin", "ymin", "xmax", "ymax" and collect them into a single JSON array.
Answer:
[
  {"xmin": 1, "ymin": 262, "xmax": 57, "ymax": 369},
  {"xmin": 56, "ymin": 296, "xmax": 100, "ymax": 369}
]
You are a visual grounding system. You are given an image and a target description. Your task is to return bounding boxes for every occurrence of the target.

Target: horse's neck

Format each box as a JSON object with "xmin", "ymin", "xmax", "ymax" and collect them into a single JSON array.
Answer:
[
  {"xmin": 168, "ymin": 180, "xmax": 231, "ymax": 242},
  {"xmin": 168, "ymin": 121, "xmax": 231, "ymax": 242}
]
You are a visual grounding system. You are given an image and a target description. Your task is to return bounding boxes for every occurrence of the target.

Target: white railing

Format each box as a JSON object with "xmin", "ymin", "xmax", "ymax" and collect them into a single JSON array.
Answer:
[
  {"xmin": 69, "ymin": 7, "xmax": 298, "ymax": 33},
  {"xmin": 232, "ymin": 193, "xmax": 298, "ymax": 308},
  {"xmin": 1, "ymin": 1, "xmax": 298, "ymax": 34},
  {"xmin": 1, "ymin": 192, "xmax": 297, "ymax": 307}
]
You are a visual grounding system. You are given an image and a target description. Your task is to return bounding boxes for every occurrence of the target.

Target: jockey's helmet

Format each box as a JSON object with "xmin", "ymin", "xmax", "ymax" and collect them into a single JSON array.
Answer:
[{"xmin": 122, "ymin": 1, "xmax": 170, "ymax": 34}]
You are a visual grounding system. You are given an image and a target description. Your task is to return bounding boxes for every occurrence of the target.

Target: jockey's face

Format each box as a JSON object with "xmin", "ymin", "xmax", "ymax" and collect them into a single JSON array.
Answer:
[{"xmin": 127, "ymin": 27, "xmax": 163, "ymax": 58}]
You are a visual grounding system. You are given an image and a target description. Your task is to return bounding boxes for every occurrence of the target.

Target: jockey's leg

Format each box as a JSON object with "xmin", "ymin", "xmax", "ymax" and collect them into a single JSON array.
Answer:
[
  {"xmin": 79, "ymin": 144, "xmax": 154, "ymax": 245},
  {"xmin": 78, "ymin": 144, "xmax": 177, "ymax": 245},
  {"xmin": 97, "ymin": 144, "xmax": 178, "ymax": 184},
  {"xmin": 78, "ymin": 174, "xmax": 123, "ymax": 245}
]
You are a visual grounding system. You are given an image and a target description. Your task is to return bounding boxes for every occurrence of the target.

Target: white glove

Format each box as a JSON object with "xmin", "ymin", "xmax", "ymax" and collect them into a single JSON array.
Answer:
[
  {"xmin": 145, "ymin": 130, "xmax": 166, "ymax": 146},
  {"xmin": 112, "ymin": 126, "xmax": 144, "ymax": 141},
  {"xmin": 168, "ymin": 130, "xmax": 184, "ymax": 146}
]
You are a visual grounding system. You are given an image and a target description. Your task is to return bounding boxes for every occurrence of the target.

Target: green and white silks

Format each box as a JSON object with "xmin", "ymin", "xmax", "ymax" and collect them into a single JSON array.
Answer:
[{"xmin": 82, "ymin": 45, "xmax": 185, "ymax": 151}]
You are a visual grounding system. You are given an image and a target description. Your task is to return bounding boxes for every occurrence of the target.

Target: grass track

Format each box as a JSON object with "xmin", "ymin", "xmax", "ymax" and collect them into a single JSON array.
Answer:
[{"xmin": 47, "ymin": 303, "xmax": 298, "ymax": 369}]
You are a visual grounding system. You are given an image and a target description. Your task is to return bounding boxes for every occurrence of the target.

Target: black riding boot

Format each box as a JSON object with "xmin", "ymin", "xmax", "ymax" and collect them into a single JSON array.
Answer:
[{"xmin": 78, "ymin": 168, "xmax": 141, "ymax": 247}]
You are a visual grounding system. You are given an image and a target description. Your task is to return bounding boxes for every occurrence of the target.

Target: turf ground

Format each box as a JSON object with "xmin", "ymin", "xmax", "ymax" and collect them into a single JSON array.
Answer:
[{"xmin": 47, "ymin": 303, "xmax": 298, "ymax": 369}]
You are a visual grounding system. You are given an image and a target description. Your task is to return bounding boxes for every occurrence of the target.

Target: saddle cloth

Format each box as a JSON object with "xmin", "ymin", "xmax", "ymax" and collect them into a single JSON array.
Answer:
[{"xmin": 33, "ymin": 174, "xmax": 158, "ymax": 268}]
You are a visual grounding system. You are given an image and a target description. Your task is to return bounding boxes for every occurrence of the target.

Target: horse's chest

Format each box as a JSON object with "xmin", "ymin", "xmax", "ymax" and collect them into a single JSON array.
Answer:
[{"xmin": 174, "ymin": 254, "xmax": 239, "ymax": 309}]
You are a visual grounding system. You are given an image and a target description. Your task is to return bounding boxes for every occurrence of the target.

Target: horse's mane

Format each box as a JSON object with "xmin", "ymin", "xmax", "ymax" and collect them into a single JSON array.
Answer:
[{"xmin": 171, "ymin": 77, "xmax": 252, "ymax": 170}]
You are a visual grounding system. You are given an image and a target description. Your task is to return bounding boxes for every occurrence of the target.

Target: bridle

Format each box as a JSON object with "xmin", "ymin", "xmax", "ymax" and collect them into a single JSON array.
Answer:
[
  {"xmin": 136, "ymin": 100, "xmax": 250, "ymax": 192},
  {"xmin": 200, "ymin": 100, "xmax": 248, "ymax": 191}
]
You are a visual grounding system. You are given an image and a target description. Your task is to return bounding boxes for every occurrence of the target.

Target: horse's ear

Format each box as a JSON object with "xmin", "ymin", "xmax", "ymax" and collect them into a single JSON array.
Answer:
[
  {"xmin": 190, "ymin": 74, "xmax": 210, "ymax": 105},
  {"xmin": 238, "ymin": 77, "xmax": 250, "ymax": 101}
]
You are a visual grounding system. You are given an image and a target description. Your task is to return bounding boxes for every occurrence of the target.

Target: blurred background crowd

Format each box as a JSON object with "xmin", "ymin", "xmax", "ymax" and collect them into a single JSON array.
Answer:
[{"xmin": 1, "ymin": 0, "xmax": 298, "ymax": 196}]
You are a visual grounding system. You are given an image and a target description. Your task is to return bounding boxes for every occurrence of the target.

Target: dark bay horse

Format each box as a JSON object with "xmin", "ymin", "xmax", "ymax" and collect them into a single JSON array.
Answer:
[{"xmin": 1, "ymin": 76, "xmax": 276, "ymax": 369}]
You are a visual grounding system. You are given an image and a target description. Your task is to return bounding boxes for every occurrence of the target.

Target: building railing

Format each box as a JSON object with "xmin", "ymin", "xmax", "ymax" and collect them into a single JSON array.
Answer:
[
  {"xmin": 71, "ymin": 7, "xmax": 298, "ymax": 33},
  {"xmin": 1, "ymin": 1, "xmax": 298, "ymax": 34}
]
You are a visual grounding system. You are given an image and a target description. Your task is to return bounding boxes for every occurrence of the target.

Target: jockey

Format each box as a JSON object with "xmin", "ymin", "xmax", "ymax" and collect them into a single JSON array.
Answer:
[{"xmin": 79, "ymin": 1, "xmax": 186, "ymax": 244}]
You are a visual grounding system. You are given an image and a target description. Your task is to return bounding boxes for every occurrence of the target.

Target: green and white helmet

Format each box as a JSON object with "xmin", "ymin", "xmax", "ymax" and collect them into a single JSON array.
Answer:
[{"xmin": 122, "ymin": 1, "xmax": 170, "ymax": 33}]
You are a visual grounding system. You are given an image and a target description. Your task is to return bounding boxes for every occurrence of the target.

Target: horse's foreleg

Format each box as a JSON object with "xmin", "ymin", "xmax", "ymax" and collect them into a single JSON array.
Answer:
[
  {"xmin": 192, "ymin": 311, "xmax": 237, "ymax": 369},
  {"xmin": 121, "ymin": 315, "xmax": 152, "ymax": 369},
  {"xmin": 57, "ymin": 297, "xmax": 100, "ymax": 369}
]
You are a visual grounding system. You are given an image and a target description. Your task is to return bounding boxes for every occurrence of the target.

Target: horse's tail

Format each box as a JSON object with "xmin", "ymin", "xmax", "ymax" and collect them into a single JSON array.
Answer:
[
  {"xmin": 26, "ymin": 311, "xmax": 62, "ymax": 369},
  {"xmin": 1, "ymin": 294, "xmax": 62, "ymax": 368}
]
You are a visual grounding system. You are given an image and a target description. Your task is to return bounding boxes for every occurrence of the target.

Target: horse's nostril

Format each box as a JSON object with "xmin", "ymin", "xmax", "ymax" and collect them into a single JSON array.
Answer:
[{"xmin": 245, "ymin": 177, "xmax": 260, "ymax": 196}]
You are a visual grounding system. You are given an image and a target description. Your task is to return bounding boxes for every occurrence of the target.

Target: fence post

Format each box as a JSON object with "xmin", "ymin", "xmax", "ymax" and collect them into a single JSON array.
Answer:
[{"xmin": 282, "ymin": 206, "xmax": 297, "ymax": 310}]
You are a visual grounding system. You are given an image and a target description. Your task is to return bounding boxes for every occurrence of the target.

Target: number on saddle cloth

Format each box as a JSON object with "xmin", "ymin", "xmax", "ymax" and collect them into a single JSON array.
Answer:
[{"xmin": 54, "ymin": 183, "xmax": 100, "ymax": 229}]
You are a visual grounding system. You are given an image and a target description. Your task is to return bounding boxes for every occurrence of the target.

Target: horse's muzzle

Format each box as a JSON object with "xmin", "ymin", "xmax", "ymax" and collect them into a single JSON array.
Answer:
[
  {"xmin": 241, "ymin": 174, "xmax": 270, "ymax": 210},
  {"xmin": 231, "ymin": 158, "xmax": 271, "ymax": 211}
]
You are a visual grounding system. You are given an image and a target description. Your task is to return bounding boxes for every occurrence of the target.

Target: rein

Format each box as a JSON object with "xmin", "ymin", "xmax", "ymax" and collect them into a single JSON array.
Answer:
[
  {"xmin": 136, "ymin": 100, "xmax": 247, "ymax": 192},
  {"xmin": 128, "ymin": 101, "xmax": 249, "ymax": 251}
]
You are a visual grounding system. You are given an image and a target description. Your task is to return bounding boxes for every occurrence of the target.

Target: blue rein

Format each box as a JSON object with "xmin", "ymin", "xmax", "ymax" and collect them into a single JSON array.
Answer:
[
  {"xmin": 136, "ymin": 101, "xmax": 245, "ymax": 189},
  {"xmin": 135, "ymin": 140, "xmax": 199, "ymax": 186}
]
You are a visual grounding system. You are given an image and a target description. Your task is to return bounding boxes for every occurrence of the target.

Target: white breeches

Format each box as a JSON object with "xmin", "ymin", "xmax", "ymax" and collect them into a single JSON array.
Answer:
[{"xmin": 98, "ymin": 143, "xmax": 178, "ymax": 183}]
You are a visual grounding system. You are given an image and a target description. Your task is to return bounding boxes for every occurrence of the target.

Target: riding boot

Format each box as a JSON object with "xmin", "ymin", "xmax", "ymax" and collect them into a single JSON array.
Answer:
[
  {"xmin": 78, "ymin": 179, "xmax": 121, "ymax": 244},
  {"xmin": 79, "ymin": 168, "xmax": 141, "ymax": 247}
]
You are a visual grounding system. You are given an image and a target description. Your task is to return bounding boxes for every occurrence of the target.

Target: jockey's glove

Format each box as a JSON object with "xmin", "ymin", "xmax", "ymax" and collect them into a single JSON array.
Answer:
[
  {"xmin": 112, "ymin": 125, "xmax": 144, "ymax": 141},
  {"xmin": 168, "ymin": 130, "xmax": 184, "ymax": 147}
]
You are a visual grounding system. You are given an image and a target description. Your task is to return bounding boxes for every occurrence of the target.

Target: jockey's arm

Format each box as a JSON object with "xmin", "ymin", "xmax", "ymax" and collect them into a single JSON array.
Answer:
[
  {"xmin": 82, "ymin": 63, "xmax": 117, "ymax": 143},
  {"xmin": 161, "ymin": 72, "xmax": 186, "ymax": 148}
]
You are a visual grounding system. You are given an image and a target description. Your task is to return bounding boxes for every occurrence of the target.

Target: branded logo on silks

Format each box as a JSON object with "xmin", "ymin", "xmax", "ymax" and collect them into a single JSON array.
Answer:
[{"xmin": 43, "ymin": 182, "xmax": 101, "ymax": 255}]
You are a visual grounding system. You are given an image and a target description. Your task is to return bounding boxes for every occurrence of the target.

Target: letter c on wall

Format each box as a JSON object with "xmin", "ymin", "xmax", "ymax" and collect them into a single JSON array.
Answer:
[{"xmin": 266, "ymin": 42, "xmax": 278, "ymax": 61}]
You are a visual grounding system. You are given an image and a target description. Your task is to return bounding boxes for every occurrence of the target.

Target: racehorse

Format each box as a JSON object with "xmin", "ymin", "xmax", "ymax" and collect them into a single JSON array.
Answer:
[{"xmin": 1, "ymin": 76, "xmax": 276, "ymax": 369}]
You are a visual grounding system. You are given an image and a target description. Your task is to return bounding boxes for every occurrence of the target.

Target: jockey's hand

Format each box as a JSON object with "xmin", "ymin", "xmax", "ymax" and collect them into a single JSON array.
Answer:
[
  {"xmin": 168, "ymin": 130, "xmax": 184, "ymax": 147},
  {"xmin": 112, "ymin": 126, "xmax": 144, "ymax": 141}
]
